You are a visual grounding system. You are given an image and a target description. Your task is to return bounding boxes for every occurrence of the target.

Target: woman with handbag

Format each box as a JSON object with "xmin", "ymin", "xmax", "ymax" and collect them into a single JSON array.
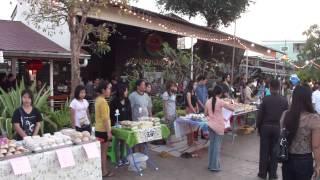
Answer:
[
  {"xmin": 70, "ymin": 85, "xmax": 91, "ymax": 133},
  {"xmin": 281, "ymin": 85, "xmax": 320, "ymax": 180},
  {"xmin": 205, "ymin": 85, "xmax": 235, "ymax": 172}
]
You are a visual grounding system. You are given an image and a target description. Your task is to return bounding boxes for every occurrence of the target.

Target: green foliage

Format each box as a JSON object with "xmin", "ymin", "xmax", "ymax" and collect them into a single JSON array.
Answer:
[
  {"xmin": 0, "ymin": 80, "xmax": 53, "ymax": 138},
  {"xmin": 156, "ymin": 0, "xmax": 252, "ymax": 28},
  {"xmin": 152, "ymin": 96, "xmax": 163, "ymax": 115},
  {"xmin": 46, "ymin": 101, "xmax": 71, "ymax": 130},
  {"xmin": 155, "ymin": 111, "xmax": 164, "ymax": 119},
  {"xmin": 161, "ymin": 42, "xmax": 217, "ymax": 82},
  {"xmin": 296, "ymin": 24, "xmax": 320, "ymax": 81}
]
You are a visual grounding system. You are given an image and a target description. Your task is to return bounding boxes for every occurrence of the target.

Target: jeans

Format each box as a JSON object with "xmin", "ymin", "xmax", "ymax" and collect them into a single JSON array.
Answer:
[
  {"xmin": 208, "ymin": 128, "xmax": 223, "ymax": 171},
  {"xmin": 258, "ymin": 125, "xmax": 280, "ymax": 178},
  {"xmin": 282, "ymin": 153, "xmax": 313, "ymax": 180}
]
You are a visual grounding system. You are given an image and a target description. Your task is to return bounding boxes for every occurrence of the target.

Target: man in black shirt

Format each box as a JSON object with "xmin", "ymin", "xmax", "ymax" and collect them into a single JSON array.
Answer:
[{"xmin": 257, "ymin": 79, "xmax": 288, "ymax": 179}]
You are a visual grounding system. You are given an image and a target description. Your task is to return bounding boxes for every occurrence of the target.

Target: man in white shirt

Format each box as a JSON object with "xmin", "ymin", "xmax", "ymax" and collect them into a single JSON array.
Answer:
[{"xmin": 312, "ymin": 82, "xmax": 320, "ymax": 114}]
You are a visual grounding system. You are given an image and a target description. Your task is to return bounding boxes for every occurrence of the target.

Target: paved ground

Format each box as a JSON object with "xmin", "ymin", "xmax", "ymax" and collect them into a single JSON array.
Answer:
[{"xmin": 105, "ymin": 133, "xmax": 282, "ymax": 180}]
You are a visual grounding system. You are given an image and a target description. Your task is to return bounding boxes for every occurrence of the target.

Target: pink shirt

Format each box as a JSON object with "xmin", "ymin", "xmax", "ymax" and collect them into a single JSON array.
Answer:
[{"xmin": 205, "ymin": 97, "xmax": 235, "ymax": 135}]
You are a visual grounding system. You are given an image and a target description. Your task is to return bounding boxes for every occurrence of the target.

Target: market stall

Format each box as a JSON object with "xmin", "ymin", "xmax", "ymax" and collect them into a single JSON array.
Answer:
[
  {"xmin": 174, "ymin": 103, "xmax": 258, "ymax": 144},
  {"xmin": 111, "ymin": 117, "xmax": 170, "ymax": 176},
  {"xmin": 0, "ymin": 130, "xmax": 101, "ymax": 180}
]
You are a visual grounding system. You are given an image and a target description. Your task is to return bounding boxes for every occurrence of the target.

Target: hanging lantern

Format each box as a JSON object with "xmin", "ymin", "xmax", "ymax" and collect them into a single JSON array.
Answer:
[{"xmin": 27, "ymin": 60, "xmax": 43, "ymax": 71}]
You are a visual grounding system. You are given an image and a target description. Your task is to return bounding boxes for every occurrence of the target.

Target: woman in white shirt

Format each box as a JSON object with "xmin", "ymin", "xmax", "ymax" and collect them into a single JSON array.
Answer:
[{"xmin": 70, "ymin": 85, "xmax": 91, "ymax": 133}]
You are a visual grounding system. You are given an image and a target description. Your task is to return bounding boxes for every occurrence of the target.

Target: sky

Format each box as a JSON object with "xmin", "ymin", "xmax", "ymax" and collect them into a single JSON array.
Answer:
[{"xmin": 1, "ymin": 0, "xmax": 320, "ymax": 43}]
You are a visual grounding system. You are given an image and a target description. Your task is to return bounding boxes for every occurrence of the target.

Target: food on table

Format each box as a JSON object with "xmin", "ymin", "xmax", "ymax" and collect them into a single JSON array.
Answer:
[
  {"xmin": 23, "ymin": 133, "xmax": 72, "ymax": 152},
  {"xmin": 0, "ymin": 139, "xmax": 29, "ymax": 158},
  {"xmin": 60, "ymin": 129, "xmax": 95, "ymax": 144},
  {"xmin": 120, "ymin": 119, "xmax": 160, "ymax": 130}
]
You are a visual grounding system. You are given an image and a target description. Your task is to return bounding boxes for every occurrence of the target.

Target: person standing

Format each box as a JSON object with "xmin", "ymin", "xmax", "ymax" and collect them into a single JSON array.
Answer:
[
  {"xmin": 312, "ymin": 82, "xmax": 320, "ymax": 114},
  {"xmin": 94, "ymin": 81, "xmax": 113, "ymax": 177},
  {"xmin": 110, "ymin": 85, "xmax": 131, "ymax": 166},
  {"xmin": 185, "ymin": 80, "xmax": 198, "ymax": 146},
  {"xmin": 12, "ymin": 89, "xmax": 42, "ymax": 140},
  {"xmin": 205, "ymin": 86, "xmax": 235, "ymax": 172},
  {"xmin": 244, "ymin": 80, "xmax": 256, "ymax": 104},
  {"xmin": 162, "ymin": 81, "xmax": 177, "ymax": 145},
  {"xmin": 145, "ymin": 82, "xmax": 153, "ymax": 116},
  {"xmin": 220, "ymin": 74, "xmax": 232, "ymax": 98},
  {"xmin": 257, "ymin": 79, "xmax": 288, "ymax": 179},
  {"xmin": 129, "ymin": 80, "xmax": 152, "ymax": 121},
  {"xmin": 70, "ymin": 85, "xmax": 91, "ymax": 133},
  {"xmin": 281, "ymin": 85, "xmax": 320, "ymax": 180},
  {"xmin": 196, "ymin": 75, "xmax": 208, "ymax": 113}
]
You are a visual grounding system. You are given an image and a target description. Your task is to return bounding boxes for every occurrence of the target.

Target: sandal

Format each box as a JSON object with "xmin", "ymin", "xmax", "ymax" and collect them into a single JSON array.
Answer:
[{"xmin": 102, "ymin": 171, "xmax": 115, "ymax": 178}]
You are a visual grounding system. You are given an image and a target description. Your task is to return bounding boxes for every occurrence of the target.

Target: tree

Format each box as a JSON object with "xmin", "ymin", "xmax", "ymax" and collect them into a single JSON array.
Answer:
[
  {"xmin": 19, "ymin": 0, "xmax": 128, "ymax": 96},
  {"xmin": 296, "ymin": 24, "xmax": 320, "ymax": 81},
  {"xmin": 156, "ymin": 0, "xmax": 252, "ymax": 28}
]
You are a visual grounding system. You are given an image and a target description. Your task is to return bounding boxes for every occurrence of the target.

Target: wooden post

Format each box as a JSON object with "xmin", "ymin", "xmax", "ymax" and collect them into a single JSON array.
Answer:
[{"xmin": 50, "ymin": 60, "xmax": 54, "ymax": 111}]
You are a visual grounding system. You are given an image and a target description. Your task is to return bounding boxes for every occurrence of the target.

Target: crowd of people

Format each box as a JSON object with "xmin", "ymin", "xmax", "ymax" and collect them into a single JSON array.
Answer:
[
  {"xmin": 0, "ymin": 73, "xmax": 17, "ymax": 92},
  {"xmin": 7, "ymin": 73, "xmax": 320, "ymax": 179}
]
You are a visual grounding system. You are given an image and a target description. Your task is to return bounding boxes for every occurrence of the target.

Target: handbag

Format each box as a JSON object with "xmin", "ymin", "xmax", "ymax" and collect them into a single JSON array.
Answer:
[{"xmin": 277, "ymin": 127, "xmax": 289, "ymax": 163}]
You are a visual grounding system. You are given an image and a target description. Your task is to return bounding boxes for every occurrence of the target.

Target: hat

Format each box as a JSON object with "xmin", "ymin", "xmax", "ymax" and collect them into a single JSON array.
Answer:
[{"xmin": 290, "ymin": 74, "xmax": 300, "ymax": 86}]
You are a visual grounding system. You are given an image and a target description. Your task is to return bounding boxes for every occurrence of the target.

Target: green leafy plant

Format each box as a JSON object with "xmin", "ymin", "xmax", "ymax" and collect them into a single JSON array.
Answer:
[
  {"xmin": 47, "ymin": 101, "xmax": 71, "ymax": 130},
  {"xmin": 0, "ymin": 80, "xmax": 56, "ymax": 138},
  {"xmin": 152, "ymin": 96, "xmax": 163, "ymax": 115}
]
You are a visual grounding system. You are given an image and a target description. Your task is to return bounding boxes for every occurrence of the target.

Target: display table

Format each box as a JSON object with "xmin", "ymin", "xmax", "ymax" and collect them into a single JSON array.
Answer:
[
  {"xmin": 0, "ymin": 142, "xmax": 102, "ymax": 180},
  {"xmin": 112, "ymin": 124, "xmax": 170, "ymax": 176},
  {"xmin": 175, "ymin": 109, "xmax": 258, "ymax": 143},
  {"xmin": 112, "ymin": 124, "xmax": 170, "ymax": 148}
]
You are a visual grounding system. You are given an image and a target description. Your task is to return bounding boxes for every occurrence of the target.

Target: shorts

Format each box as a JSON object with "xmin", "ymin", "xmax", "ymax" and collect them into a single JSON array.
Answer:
[{"xmin": 95, "ymin": 131, "xmax": 108, "ymax": 143}]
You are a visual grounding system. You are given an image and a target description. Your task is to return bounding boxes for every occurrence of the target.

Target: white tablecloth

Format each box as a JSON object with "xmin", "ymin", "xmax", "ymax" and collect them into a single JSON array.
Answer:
[{"xmin": 0, "ymin": 142, "xmax": 102, "ymax": 180}]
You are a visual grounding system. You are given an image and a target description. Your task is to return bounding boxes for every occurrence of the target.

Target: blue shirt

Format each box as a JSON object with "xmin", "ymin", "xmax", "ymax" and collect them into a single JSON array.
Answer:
[{"xmin": 195, "ymin": 84, "xmax": 208, "ymax": 106}]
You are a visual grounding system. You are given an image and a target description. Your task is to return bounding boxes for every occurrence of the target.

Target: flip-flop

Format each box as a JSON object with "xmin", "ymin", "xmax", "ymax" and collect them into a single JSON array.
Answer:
[{"xmin": 102, "ymin": 171, "xmax": 114, "ymax": 178}]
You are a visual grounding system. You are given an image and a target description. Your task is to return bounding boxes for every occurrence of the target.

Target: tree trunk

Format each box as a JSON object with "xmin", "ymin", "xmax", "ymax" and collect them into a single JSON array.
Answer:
[{"xmin": 69, "ymin": 15, "xmax": 81, "ymax": 98}]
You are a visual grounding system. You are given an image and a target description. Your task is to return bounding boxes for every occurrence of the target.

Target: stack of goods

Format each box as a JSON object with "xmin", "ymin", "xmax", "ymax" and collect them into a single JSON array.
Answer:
[
  {"xmin": 0, "ymin": 139, "xmax": 29, "ymax": 158},
  {"xmin": 23, "ymin": 133, "xmax": 73, "ymax": 152},
  {"xmin": 120, "ymin": 121, "xmax": 141, "ymax": 131},
  {"xmin": 138, "ymin": 117, "xmax": 161, "ymax": 126},
  {"xmin": 185, "ymin": 114, "xmax": 206, "ymax": 121},
  {"xmin": 60, "ymin": 129, "xmax": 96, "ymax": 144}
]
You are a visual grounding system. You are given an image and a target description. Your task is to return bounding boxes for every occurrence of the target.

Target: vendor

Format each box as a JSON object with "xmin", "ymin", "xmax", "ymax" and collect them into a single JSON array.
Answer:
[{"xmin": 12, "ymin": 89, "xmax": 42, "ymax": 140}]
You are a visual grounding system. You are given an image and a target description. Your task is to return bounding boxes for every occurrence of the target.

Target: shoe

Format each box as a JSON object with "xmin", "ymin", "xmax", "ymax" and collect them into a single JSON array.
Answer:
[
  {"xmin": 257, "ymin": 173, "xmax": 267, "ymax": 179},
  {"xmin": 269, "ymin": 175, "xmax": 278, "ymax": 179},
  {"xmin": 117, "ymin": 160, "xmax": 124, "ymax": 167}
]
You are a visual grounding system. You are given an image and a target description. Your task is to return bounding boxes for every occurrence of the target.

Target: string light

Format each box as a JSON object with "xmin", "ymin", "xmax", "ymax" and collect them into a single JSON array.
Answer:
[{"xmin": 107, "ymin": 0, "xmax": 270, "ymax": 53}]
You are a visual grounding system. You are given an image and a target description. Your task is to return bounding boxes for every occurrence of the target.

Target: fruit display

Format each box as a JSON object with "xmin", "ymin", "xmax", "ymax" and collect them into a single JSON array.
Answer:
[
  {"xmin": 23, "ymin": 133, "xmax": 73, "ymax": 152},
  {"xmin": 0, "ymin": 139, "xmax": 29, "ymax": 158},
  {"xmin": 60, "ymin": 129, "xmax": 96, "ymax": 144}
]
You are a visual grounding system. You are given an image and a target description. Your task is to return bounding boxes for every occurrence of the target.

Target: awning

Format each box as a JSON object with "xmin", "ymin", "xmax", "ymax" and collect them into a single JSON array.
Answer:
[{"xmin": 87, "ymin": 5, "xmax": 282, "ymax": 57}]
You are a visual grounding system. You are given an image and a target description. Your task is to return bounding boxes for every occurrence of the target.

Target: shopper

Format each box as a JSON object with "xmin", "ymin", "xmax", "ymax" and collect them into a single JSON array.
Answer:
[
  {"xmin": 205, "ymin": 85, "xmax": 235, "ymax": 172},
  {"xmin": 185, "ymin": 80, "xmax": 198, "ymax": 146},
  {"xmin": 162, "ymin": 81, "xmax": 177, "ymax": 145},
  {"xmin": 12, "ymin": 89, "xmax": 42, "ymax": 140},
  {"xmin": 145, "ymin": 82, "xmax": 153, "ymax": 116},
  {"xmin": 312, "ymin": 82, "xmax": 320, "ymax": 114},
  {"xmin": 110, "ymin": 85, "xmax": 131, "ymax": 166},
  {"xmin": 94, "ymin": 81, "xmax": 113, "ymax": 177},
  {"xmin": 129, "ymin": 79, "xmax": 152, "ymax": 121},
  {"xmin": 70, "ymin": 85, "xmax": 91, "ymax": 133},
  {"xmin": 257, "ymin": 79, "xmax": 288, "ymax": 179},
  {"xmin": 196, "ymin": 75, "xmax": 208, "ymax": 113},
  {"xmin": 221, "ymin": 74, "xmax": 232, "ymax": 98},
  {"xmin": 244, "ymin": 79, "xmax": 256, "ymax": 104},
  {"xmin": 281, "ymin": 85, "xmax": 320, "ymax": 180}
]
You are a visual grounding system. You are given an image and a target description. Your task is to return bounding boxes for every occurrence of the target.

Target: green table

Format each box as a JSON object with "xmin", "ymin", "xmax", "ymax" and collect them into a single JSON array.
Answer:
[{"xmin": 112, "ymin": 124, "xmax": 170, "ymax": 148}]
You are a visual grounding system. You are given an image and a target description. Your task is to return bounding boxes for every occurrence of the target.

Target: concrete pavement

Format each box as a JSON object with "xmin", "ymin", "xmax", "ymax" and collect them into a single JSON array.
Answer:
[{"xmin": 105, "ymin": 133, "xmax": 282, "ymax": 180}]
